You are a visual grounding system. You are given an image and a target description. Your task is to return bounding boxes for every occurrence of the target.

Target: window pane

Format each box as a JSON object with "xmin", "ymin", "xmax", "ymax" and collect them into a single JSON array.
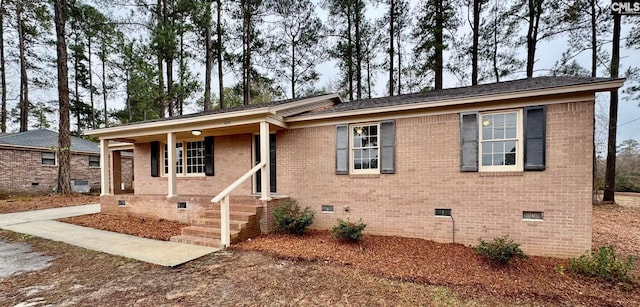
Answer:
[
  {"xmin": 370, "ymin": 125, "xmax": 377, "ymax": 136},
  {"xmin": 493, "ymin": 142, "xmax": 504, "ymax": 154},
  {"xmin": 505, "ymin": 113, "xmax": 517, "ymax": 126},
  {"xmin": 371, "ymin": 158, "xmax": 378, "ymax": 168},
  {"xmin": 506, "ymin": 127, "xmax": 517, "ymax": 139},
  {"xmin": 505, "ymin": 153, "xmax": 516, "ymax": 165},
  {"xmin": 354, "ymin": 149, "xmax": 362, "ymax": 159},
  {"xmin": 362, "ymin": 159, "xmax": 370, "ymax": 169},
  {"xmin": 482, "ymin": 142, "xmax": 492, "ymax": 153},
  {"xmin": 494, "ymin": 114, "xmax": 504, "ymax": 127},
  {"xmin": 505, "ymin": 141, "xmax": 517, "ymax": 153},
  {"xmin": 353, "ymin": 136, "xmax": 362, "ymax": 147},
  {"xmin": 493, "ymin": 127, "xmax": 504, "ymax": 139},
  {"xmin": 493, "ymin": 153, "xmax": 503, "ymax": 165},
  {"xmin": 482, "ymin": 127, "xmax": 492, "ymax": 140},
  {"xmin": 370, "ymin": 137, "xmax": 378, "ymax": 147},
  {"xmin": 482, "ymin": 154, "xmax": 492, "ymax": 166}
]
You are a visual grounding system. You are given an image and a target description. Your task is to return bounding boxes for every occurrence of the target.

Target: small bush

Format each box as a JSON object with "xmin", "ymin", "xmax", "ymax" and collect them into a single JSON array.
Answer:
[
  {"xmin": 568, "ymin": 246, "xmax": 635, "ymax": 284},
  {"xmin": 475, "ymin": 235, "xmax": 527, "ymax": 265},
  {"xmin": 272, "ymin": 199, "xmax": 314, "ymax": 235},
  {"xmin": 332, "ymin": 218, "xmax": 367, "ymax": 241}
]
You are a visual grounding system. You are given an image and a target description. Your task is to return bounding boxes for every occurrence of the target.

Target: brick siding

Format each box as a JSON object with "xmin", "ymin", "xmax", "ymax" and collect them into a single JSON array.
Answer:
[
  {"xmin": 115, "ymin": 100, "xmax": 594, "ymax": 257},
  {"xmin": 0, "ymin": 148, "xmax": 102, "ymax": 195},
  {"xmin": 276, "ymin": 102, "xmax": 593, "ymax": 258}
]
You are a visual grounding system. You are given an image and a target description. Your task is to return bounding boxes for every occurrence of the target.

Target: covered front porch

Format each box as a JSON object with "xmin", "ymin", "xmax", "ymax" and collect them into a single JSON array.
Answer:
[{"xmin": 85, "ymin": 94, "xmax": 341, "ymax": 247}]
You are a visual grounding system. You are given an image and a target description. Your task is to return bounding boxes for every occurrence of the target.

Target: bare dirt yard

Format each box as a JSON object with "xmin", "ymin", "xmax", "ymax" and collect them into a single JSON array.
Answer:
[{"xmin": 1, "ymin": 194, "xmax": 639, "ymax": 306}]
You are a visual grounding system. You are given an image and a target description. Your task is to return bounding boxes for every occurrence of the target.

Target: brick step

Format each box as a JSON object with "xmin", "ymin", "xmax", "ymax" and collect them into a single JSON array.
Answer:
[
  {"xmin": 218, "ymin": 203, "xmax": 262, "ymax": 213},
  {"xmin": 180, "ymin": 225, "xmax": 240, "ymax": 239},
  {"xmin": 191, "ymin": 218, "xmax": 247, "ymax": 230},
  {"xmin": 170, "ymin": 235, "xmax": 222, "ymax": 248},
  {"xmin": 201, "ymin": 210, "xmax": 256, "ymax": 222}
]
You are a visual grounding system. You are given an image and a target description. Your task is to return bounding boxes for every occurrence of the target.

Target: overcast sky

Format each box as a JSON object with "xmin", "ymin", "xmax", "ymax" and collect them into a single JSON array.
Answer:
[{"xmin": 5, "ymin": 1, "xmax": 639, "ymax": 148}]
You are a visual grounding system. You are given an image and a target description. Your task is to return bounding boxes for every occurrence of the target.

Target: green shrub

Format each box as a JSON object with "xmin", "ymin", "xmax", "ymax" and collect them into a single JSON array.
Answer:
[
  {"xmin": 475, "ymin": 235, "xmax": 527, "ymax": 265},
  {"xmin": 332, "ymin": 218, "xmax": 367, "ymax": 241},
  {"xmin": 272, "ymin": 199, "xmax": 314, "ymax": 235},
  {"xmin": 568, "ymin": 246, "xmax": 635, "ymax": 283}
]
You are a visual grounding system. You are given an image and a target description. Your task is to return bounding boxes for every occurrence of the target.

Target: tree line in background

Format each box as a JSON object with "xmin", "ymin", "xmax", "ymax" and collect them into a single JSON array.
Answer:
[{"xmin": 0, "ymin": 0, "xmax": 638, "ymax": 196}]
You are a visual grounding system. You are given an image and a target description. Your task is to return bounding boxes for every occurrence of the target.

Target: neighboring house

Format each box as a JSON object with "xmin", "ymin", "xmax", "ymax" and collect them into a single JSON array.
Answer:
[
  {"xmin": 86, "ymin": 76, "xmax": 625, "ymax": 257},
  {"xmin": 0, "ymin": 129, "xmax": 133, "ymax": 195}
]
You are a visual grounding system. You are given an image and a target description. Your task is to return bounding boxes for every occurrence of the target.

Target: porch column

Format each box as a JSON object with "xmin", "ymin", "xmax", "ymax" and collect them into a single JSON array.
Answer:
[
  {"xmin": 99, "ymin": 138, "xmax": 110, "ymax": 195},
  {"xmin": 259, "ymin": 121, "xmax": 271, "ymax": 201},
  {"xmin": 167, "ymin": 132, "xmax": 177, "ymax": 197}
]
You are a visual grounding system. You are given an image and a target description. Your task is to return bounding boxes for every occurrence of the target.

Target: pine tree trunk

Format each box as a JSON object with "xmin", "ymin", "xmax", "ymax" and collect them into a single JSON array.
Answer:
[
  {"xmin": 243, "ymin": 1, "xmax": 250, "ymax": 106},
  {"xmin": 347, "ymin": 4, "xmax": 353, "ymax": 101},
  {"xmin": 434, "ymin": 0, "xmax": 443, "ymax": 90},
  {"xmin": 101, "ymin": 48, "xmax": 108, "ymax": 127},
  {"xmin": 216, "ymin": 0, "xmax": 224, "ymax": 109},
  {"xmin": 156, "ymin": 0, "xmax": 165, "ymax": 118},
  {"xmin": 355, "ymin": 0, "xmax": 362, "ymax": 100},
  {"xmin": 0, "ymin": 0, "xmax": 7, "ymax": 133},
  {"xmin": 204, "ymin": 1, "xmax": 212, "ymax": 111},
  {"xmin": 388, "ymin": 0, "xmax": 394, "ymax": 96},
  {"xmin": 54, "ymin": 0, "xmax": 71, "ymax": 194},
  {"xmin": 88, "ymin": 37, "xmax": 96, "ymax": 129},
  {"xmin": 17, "ymin": 1, "xmax": 29, "ymax": 132},
  {"xmin": 603, "ymin": 14, "xmax": 621, "ymax": 203},
  {"xmin": 471, "ymin": 0, "xmax": 480, "ymax": 85}
]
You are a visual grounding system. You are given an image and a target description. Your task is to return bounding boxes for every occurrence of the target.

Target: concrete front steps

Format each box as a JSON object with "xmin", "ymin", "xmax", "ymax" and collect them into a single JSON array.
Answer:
[{"xmin": 170, "ymin": 196, "xmax": 263, "ymax": 248}]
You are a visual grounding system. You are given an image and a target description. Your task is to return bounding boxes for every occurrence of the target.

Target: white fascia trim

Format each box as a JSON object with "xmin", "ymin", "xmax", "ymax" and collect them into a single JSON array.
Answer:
[
  {"xmin": 85, "ymin": 107, "xmax": 272, "ymax": 137},
  {"xmin": 285, "ymin": 80, "xmax": 624, "ymax": 123},
  {"xmin": 269, "ymin": 93, "xmax": 342, "ymax": 113}
]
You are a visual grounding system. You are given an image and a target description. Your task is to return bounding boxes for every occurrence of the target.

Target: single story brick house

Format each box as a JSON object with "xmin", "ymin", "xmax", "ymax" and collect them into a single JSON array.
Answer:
[
  {"xmin": 86, "ymin": 76, "xmax": 624, "ymax": 257},
  {"xmin": 0, "ymin": 129, "xmax": 133, "ymax": 195}
]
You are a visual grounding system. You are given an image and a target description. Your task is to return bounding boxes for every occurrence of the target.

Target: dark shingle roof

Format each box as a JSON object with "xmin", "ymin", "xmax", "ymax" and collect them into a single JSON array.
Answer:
[
  {"xmin": 300, "ymin": 76, "xmax": 620, "ymax": 116},
  {"xmin": 0, "ymin": 129, "xmax": 99, "ymax": 153}
]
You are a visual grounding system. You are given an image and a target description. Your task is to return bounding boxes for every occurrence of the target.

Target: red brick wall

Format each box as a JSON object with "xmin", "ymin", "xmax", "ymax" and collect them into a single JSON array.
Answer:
[
  {"xmin": 0, "ymin": 148, "xmax": 101, "ymax": 195},
  {"xmin": 276, "ymin": 102, "xmax": 594, "ymax": 257}
]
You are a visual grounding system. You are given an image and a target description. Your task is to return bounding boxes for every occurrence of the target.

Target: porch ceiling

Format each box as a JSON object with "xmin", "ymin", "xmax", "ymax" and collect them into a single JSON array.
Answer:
[{"xmin": 113, "ymin": 122, "xmax": 284, "ymax": 144}]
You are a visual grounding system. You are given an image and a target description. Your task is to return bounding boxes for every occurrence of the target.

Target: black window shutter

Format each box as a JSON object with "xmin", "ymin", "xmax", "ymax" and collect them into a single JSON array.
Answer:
[
  {"xmin": 524, "ymin": 106, "xmax": 546, "ymax": 171},
  {"xmin": 380, "ymin": 120, "xmax": 396, "ymax": 174},
  {"xmin": 204, "ymin": 136, "xmax": 215, "ymax": 176},
  {"xmin": 336, "ymin": 124, "xmax": 349, "ymax": 175},
  {"xmin": 460, "ymin": 112, "xmax": 479, "ymax": 172},
  {"xmin": 150, "ymin": 141, "xmax": 160, "ymax": 177}
]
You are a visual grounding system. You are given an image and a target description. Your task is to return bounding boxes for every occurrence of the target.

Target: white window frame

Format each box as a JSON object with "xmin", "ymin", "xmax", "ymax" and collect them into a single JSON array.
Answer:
[
  {"xmin": 41, "ymin": 152, "xmax": 56, "ymax": 166},
  {"xmin": 88, "ymin": 155, "xmax": 100, "ymax": 168},
  {"xmin": 162, "ymin": 138, "xmax": 206, "ymax": 177},
  {"xmin": 349, "ymin": 122, "xmax": 380, "ymax": 174},
  {"xmin": 478, "ymin": 109, "xmax": 524, "ymax": 172}
]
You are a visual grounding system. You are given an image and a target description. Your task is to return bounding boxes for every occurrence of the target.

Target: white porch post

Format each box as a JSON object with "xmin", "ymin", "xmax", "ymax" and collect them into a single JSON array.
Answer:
[
  {"xmin": 220, "ymin": 195, "xmax": 230, "ymax": 247},
  {"xmin": 99, "ymin": 138, "xmax": 110, "ymax": 196},
  {"xmin": 167, "ymin": 132, "xmax": 177, "ymax": 197},
  {"xmin": 259, "ymin": 121, "xmax": 271, "ymax": 201}
]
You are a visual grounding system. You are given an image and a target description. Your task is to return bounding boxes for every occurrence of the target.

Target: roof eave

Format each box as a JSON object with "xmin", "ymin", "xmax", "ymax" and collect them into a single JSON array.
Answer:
[{"xmin": 285, "ymin": 78, "xmax": 625, "ymax": 122}]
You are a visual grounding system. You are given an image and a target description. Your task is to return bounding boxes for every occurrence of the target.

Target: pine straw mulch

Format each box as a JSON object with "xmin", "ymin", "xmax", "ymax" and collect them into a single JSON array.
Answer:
[
  {"xmin": 0, "ymin": 194, "xmax": 99, "ymax": 214},
  {"xmin": 60, "ymin": 214, "xmax": 188, "ymax": 241},
  {"xmin": 233, "ymin": 230, "xmax": 640, "ymax": 306}
]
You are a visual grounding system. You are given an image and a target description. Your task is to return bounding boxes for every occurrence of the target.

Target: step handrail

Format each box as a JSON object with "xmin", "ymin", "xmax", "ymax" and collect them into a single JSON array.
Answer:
[
  {"xmin": 211, "ymin": 161, "xmax": 266, "ymax": 247},
  {"xmin": 211, "ymin": 161, "xmax": 265, "ymax": 203}
]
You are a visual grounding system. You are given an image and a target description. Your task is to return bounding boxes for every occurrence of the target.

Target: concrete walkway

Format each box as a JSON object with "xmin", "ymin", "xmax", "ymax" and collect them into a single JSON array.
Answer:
[{"xmin": 0, "ymin": 205, "xmax": 218, "ymax": 267}]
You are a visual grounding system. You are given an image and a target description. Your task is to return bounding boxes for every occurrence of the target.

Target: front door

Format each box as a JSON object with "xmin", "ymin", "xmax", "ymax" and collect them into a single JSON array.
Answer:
[{"xmin": 255, "ymin": 134, "xmax": 276, "ymax": 193}]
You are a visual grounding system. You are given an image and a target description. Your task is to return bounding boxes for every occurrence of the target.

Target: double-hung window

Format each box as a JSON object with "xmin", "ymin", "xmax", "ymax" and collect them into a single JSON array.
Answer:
[
  {"xmin": 479, "ymin": 110, "xmax": 523, "ymax": 171},
  {"xmin": 351, "ymin": 123, "xmax": 379, "ymax": 174},
  {"xmin": 164, "ymin": 140, "xmax": 205, "ymax": 175}
]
